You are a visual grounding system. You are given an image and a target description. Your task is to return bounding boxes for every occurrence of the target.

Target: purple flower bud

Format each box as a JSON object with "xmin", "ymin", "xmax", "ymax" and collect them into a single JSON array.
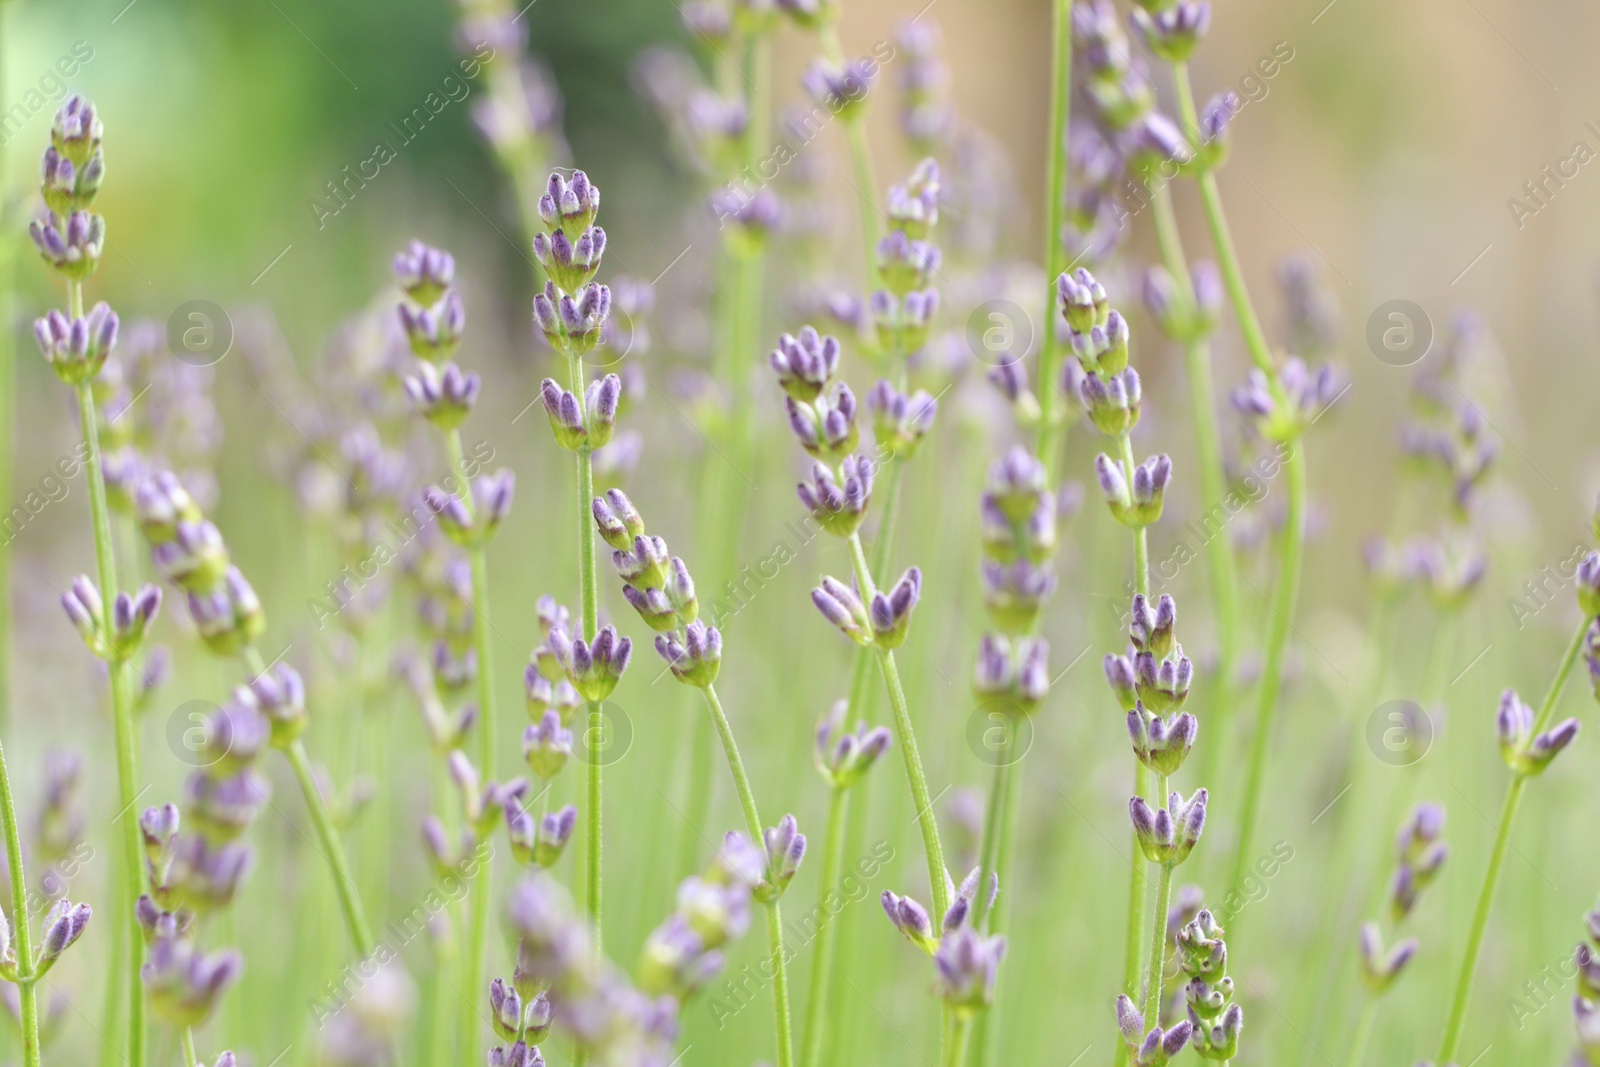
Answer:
[
  {"xmin": 655, "ymin": 619, "xmax": 722, "ymax": 688},
  {"xmin": 815, "ymin": 700, "xmax": 892, "ymax": 788},
  {"xmin": 881, "ymin": 889, "xmax": 934, "ymax": 946},
  {"xmin": 29, "ymin": 210, "xmax": 104, "ymax": 281},
  {"xmin": 392, "ymin": 240, "xmax": 456, "ymax": 304},
  {"xmin": 802, "ymin": 56, "xmax": 877, "ymax": 116},
  {"xmin": 867, "ymin": 380, "xmax": 937, "ymax": 459},
  {"xmin": 35, "ymin": 900, "xmax": 92, "ymax": 975},
  {"xmin": 1130, "ymin": 1, "xmax": 1210, "ymax": 62},
  {"xmin": 1357, "ymin": 922, "xmax": 1417, "ymax": 993},
  {"xmin": 770, "ymin": 326, "xmax": 841, "ymax": 401}
]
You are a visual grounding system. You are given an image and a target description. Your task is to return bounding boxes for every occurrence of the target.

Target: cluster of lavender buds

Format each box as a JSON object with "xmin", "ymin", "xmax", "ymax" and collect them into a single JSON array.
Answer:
[
  {"xmin": 533, "ymin": 171, "xmax": 616, "ymax": 371},
  {"xmin": 424, "ymin": 750, "xmax": 524, "ymax": 877},
  {"xmin": 456, "ymin": 0, "xmax": 568, "ymax": 194},
  {"xmin": 873, "ymin": 161, "xmax": 942, "ymax": 358},
  {"xmin": 638, "ymin": 835, "xmax": 761, "ymax": 999},
  {"xmin": 403, "ymin": 553, "xmax": 480, "ymax": 743},
  {"xmin": 1358, "ymin": 804, "xmax": 1447, "ymax": 995},
  {"xmin": 1495, "ymin": 687, "xmax": 1580, "ymax": 777},
  {"xmin": 133, "ymin": 470, "xmax": 263, "ymax": 656},
  {"xmin": 882, "ymin": 867, "xmax": 1007, "ymax": 1013},
  {"xmin": 0, "ymin": 896, "xmax": 91, "ymax": 985},
  {"xmin": 1229, "ymin": 357, "xmax": 1346, "ymax": 443},
  {"xmin": 393, "ymin": 242, "xmax": 518, "ymax": 549},
  {"xmin": 1128, "ymin": 788, "xmax": 1207, "ymax": 868},
  {"xmin": 1176, "ymin": 909, "xmax": 1242, "ymax": 1060},
  {"xmin": 136, "ymin": 801, "xmax": 246, "ymax": 1027},
  {"xmin": 1572, "ymin": 899, "xmax": 1600, "ymax": 1064},
  {"xmin": 1060, "ymin": 269, "xmax": 1173, "ymax": 529},
  {"xmin": 1143, "ymin": 259, "xmax": 1222, "ymax": 345},
  {"xmin": 60, "ymin": 573, "xmax": 162, "ymax": 663},
  {"xmin": 814, "ymin": 699, "xmax": 892, "ymax": 790},
  {"xmin": 593, "ymin": 490, "xmax": 704, "ymax": 668},
  {"xmin": 894, "ymin": 20, "xmax": 951, "ymax": 152},
  {"xmin": 507, "ymin": 874, "xmax": 688, "ymax": 1067},
  {"xmin": 1107, "ymin": 595, "xmax": 1198, "ymax": 773},
  {"xmin": 29, "ymin": 96, "xmax": 105, "ymax": 284},
  {"xmin": 810, "ymin": 566, "xmax": 923, "ymax": 650}
]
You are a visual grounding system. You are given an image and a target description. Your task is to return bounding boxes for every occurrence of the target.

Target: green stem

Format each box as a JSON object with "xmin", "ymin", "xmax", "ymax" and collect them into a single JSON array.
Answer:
[
  {"xmin": 442, "ymin": 426, "xmax": 502, "ymax": 1065},
  {"xmin": 180, "ymin": 1028, "xmax": 198, "ymax": 1067},
  {"xmin": 702, "ymin": 683, "xmax": 793, "ymax": 1067},
  {"xmin": 1033, "ymin": 0, "xmax": 1075, "ymax": 477},
  {"xmin": 1436, "ymin": 616, "xmax": 1588, "ymax": 1064},
  {"xmin": 798, "ymin": 786, "xmax": 849, "ymax": 1067},
  {"xmin": 0, "ymin": 735, "xmax": 39, "ymax": 1067},
  {"xmin": 73, "ymin": 366, "xmax": 146, "ymax": 1067},
  {"xmin": 1149, "ymin": 183, "xmax": 1241, "ymax": 751},
  {"xmin": 1227, "ymin": 444, "xmax": 1306, "ymax": 925},
  {"xmin": 974, "ymin": 760, "xmax": 1009, "ymax": 926},
  {"xmin": 284, "ymin": 737, "xmax": 375, "ymax": 957},
  {"xmin": 1142, "ymin": 787, "xmax": 1174, "ymax": 1027},
  {"xmin": 1344, "ymin": 998, "xmax": 1375, "ymax": 1067},
  {"xmin": 97, "ymin": 827, "xmax": 127, "ymax": 1067},
  {"xmin": 576, "ymin": 442, "xmax": 602, "ymax": 962},
  {"xmin": 873, "ymin": 646, "xmax": 950, "ymax": 921},
  {"xmin": 944, "ymin": 1013, "xmax": 974, "ymax": 1067},
  {"xmin": 816, "ymin": 24, "xmax": 881, "ymax": 283}
]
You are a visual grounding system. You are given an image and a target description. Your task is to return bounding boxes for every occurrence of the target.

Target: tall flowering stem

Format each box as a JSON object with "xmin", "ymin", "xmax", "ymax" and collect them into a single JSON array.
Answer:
[
  {"xmin": 589, "ymin": 488, "xmax": 797, "ymax": 1067},
  {"xmin": 0, "ymin": 734, "xmax": 41, "ymax": 1067},
  {"xmin": 394, "ymin": 238, "xmax": 518, "ymax": 1064},
  {"xmin": 27, "ymin": 95, "xmax": 147, "ymax": 1067},
  {"xmin": 1436, "ymin": 610, "xmax": 1588, "ymax": 1063},
  {"xmin": 1033, "ymin": 0, "xmax": 1075, "ymax": 476},
  {"xmin": 530, "ymin": 169, "xmax": 618, "ymax": 965}
]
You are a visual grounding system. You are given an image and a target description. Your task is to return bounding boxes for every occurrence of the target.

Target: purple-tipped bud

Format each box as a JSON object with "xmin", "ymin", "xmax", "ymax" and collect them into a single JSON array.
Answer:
[
  {"xmin": 770, "ymin": 326, "xmax": 841, "ymax": 401},
  {"xmin": 815, "ymin": 700, "xmax": 892, "ymax": 788}
]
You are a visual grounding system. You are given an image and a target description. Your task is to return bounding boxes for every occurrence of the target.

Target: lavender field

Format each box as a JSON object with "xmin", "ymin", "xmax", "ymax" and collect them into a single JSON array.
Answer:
[{"xmin": 0, "ymin": 0, "xmax": 1597, "ymax": 1065}]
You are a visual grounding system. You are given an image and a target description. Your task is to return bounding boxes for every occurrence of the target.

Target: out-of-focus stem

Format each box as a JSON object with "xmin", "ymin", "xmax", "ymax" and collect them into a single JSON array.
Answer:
[
  {"xmin": 702, "ymin": 683, "xmax": 794, "ymax": 1067},
  {"xmin": 1148, "ymin": 184, "xmax": 1240, "ymax": 770},
  {"xmin": 0, "ymin": 733, "xmax": 39, "ymax": 1067},
  {"xmin": 944, "ymin": 1014, "xmax": 974, "ymax": 1067},
  {"xmin": 1033, "ymin": 0, "xmax": 1075, "ymax": 478},
  {"xmin": 1435, "ymin": 617, "xmax": 1587, "ymax": 1064},
  {"xmin": 798, "ymin": 786, "xmax": 849, "ymax": 1067},
  {"xmin": 816, "ymin": 23, "xmax": 882, "ymax": 281},
  {"xmin": 1343, "ymin": 998, "xmax": 1376, "ymax": 1067},
  {"xmin": 72, "ymin": 350, "xmax": 147, "ymax": 1067},
  {"xmin": 1227, "ymin": 444, "xmax": 1305, "ymax": 924}
]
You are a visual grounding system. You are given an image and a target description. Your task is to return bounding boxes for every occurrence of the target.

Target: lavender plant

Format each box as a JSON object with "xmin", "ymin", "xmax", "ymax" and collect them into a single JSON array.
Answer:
[{"xmin": 27, "ymin": 94, "xmax": 144, "ymax": 1067}]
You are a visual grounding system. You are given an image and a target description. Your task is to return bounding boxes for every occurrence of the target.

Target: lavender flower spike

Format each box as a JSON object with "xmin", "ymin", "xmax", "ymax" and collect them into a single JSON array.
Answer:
[
  {"xmin": 1115, "ymin": 996, "xmax": 1193, "ymax": 1067},
  {"xmin": 1495, "ymin": 687, "xmax": 1581, "ymax": 776},
  {"xmin": 770, "ymin": 326, "xmax": 841, "ymax": 401},
  {"xmin": 868, "ymin": 567, "xmax": 922, "ymax": 649},
  {"xmin": 548, "ymin": 623, "xmax": 632, "ymax": 701},
  {"xmin": 881, "ymin": 889, "xmax": 936, "ymax": 952},
  {"xmin": 34, "ymin": 301, "xmax": 118, "ymax": 385},
  {"xmin": 1357, "ymin": 922, "xmax": 1418, "ymax": 993},
  {"xmin": 33, "ymin": 900, "xmax": 91, "ymax": 976},
  {"xmin": 797, "ymin": 456, "xmax": 874, "ymax": 537},
  {"xmin": 1129, "ymin": 789, "xmax": 1207, "ymax": 866},
  {"xmin": 141, "ymin": 935, "xmax": 243, "ymax": 1027},
  {"xmin": 814, "ymin": 700, "xmax": 892, "ymax": 789},
  {"xmin": 756, "ymin": 815, "xmax": 806, "ymax": 902},
  {"xmin": 655, "ymin": 619, "xmax": 722, "ymax": 688}
]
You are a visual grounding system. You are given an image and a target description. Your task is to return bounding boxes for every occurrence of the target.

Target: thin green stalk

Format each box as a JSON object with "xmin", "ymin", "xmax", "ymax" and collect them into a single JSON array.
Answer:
[
  {"xmin": 1034, "ymin": 0, "xmax": 1075, "ymax": 477},
  {"xmin": 1344, "ymin": 998, "xmax": 1375, "ymax": 1067},
  {"xmin": 969, "ymin": 751, "xmax": 1020, "ymax": 1066},
  {"xmin": 1142, "ymin": 781, "xmax": 1176, "ymax": 1026},
  {"xmin": 845, "ymin": 533, "xmax": 949, "ymax": 919},
  {"xmin": 798, "ymin": 786, "xmax": 849, "ymax": 1067},
  {"xmin": 816, "ymin": 24, "xmax": 881, "ymax": 281},
  {"xmin": 97, "ymin": 829, "xmax": 127, "ymax": 1067},
  {"xmin": 1436, "ymin": 616, "xmax": 1588, "ymax": 1063},
  {"xmin": 284, "ymin": 737, "xmax": 376, "ymax": 956},
  {"xmin": 1148, "ymin": 183, "xmax": 1241, "ymax": 766},
  {"xmin": 442, "ymin": 425, "xmax": 502, "ymax": 1064},
  {"xmin": 180, "ymin": 1028, "xmax": 198, "ymax": 1067},
  {"xmin": 575, "ymin": 439, "xmax": 602, "ymax": 961},
  {"xmin": 0, "ymin": 734, "xmax": 39, "ymax": 1067},
  {"xmin": 72, "ymin": 363, "xmax": 147, "ymax": 1067},
  {"xmin": 1227, "ymin": 444, "xmax": 1306, "ymax": 922},
  {"xmin": 974, "ymin": 760, "xmax": 1009, "ymax": 926},
  {"xmin": 944, "ymin": 1013, "xmax": 974, "ymax": 1067},
  {"xmin": 702, "ymin": 683, "xmax": 794, "ymax": 1067},
  {"xmin": 1115, "ymin": 429, "xmax": 1153, "ymax": 1042}
]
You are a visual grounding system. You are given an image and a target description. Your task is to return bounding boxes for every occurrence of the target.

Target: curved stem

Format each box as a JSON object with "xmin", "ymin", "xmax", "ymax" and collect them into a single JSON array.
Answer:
[
  {"xmin": 0, "ymin": 735, "xmax": 39, "ymax": 1067},
  {"xmin": 702, "ymin": 683, "xmax": 793, "ymax": 1067},
  {"xmin": 284, "ymin": 737, "xmax": 375, "ymax": 957},
  {"xmin": 798, "ymin": 786, "xmax": 849, "ymax": 1067},
  {"xmin": 1034, "ymin": 0, "xmax": 1076, "ymax": 477},
  {"xmin": 1436, "ymin": 616, "xmax": 1588, "ymax": 1063},
  {"xmin": 73, "ymin": 368, "xmax": 146, "ymax": 1067}
]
